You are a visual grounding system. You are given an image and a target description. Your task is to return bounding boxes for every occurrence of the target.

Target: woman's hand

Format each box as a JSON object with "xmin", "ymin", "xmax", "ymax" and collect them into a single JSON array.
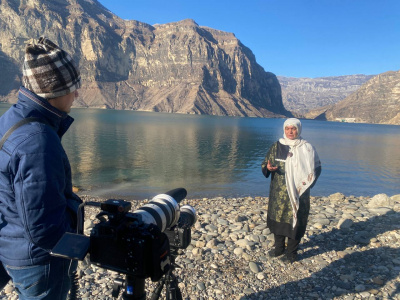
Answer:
[{"xmin": 267, "ymin": 160, "xmax": 278, "ymax": 172}]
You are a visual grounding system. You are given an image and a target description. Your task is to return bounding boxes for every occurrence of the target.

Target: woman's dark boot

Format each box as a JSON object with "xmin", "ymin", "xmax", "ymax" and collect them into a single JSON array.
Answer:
[
  {"xmin": 268, "ymin": 234, "xmax": 286, "ymax": 257},
  {"xmin": 280, "ymin": 237, "xmax": 300, "ymax": 263}
]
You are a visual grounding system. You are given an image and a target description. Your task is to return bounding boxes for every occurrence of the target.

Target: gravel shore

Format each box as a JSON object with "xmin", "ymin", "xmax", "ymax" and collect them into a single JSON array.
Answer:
[{"xmin": 1, "ymin": 192, "xmax": 400, "ymax": 300}]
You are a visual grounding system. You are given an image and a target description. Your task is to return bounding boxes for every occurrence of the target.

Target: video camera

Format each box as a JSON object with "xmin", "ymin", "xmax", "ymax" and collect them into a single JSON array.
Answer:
[{"xmin": 51, "ymin": 188, "xmax": 196, "ymax": 299}]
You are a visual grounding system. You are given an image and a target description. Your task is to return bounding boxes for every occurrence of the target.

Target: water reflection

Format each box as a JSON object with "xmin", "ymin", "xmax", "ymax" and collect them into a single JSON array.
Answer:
[
  {"xmin": 64, "ymin": 110, "xmax": 281, "ymax": 198},
  {"xmin": 0, "ymin": 103, "xmax": 398, "ymax": 199}
]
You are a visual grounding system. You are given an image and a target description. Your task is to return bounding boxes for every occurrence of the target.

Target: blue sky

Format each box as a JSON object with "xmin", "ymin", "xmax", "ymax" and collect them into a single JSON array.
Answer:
[{"xmin": 97, "ymin": 0, "xmax": 399, "ymax": 78}]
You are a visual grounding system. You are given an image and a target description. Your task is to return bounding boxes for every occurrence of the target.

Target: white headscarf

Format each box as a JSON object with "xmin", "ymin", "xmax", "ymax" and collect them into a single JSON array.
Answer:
[{"xmin": 279, "ymin": 118, "xmax": 321, "ymax": 228}]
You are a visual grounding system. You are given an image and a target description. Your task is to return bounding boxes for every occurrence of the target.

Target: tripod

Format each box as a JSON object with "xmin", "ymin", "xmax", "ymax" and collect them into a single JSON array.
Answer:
[
  {"xmin": 111, "ymin": 251, "xmax": 183, "ymax": 300},
  {"xmin": 149, "ymin": 250, "xmax": 183, "ymax": 300}
]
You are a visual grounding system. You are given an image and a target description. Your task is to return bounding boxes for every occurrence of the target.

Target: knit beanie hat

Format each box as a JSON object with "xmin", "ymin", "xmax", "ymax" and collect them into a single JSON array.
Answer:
[{"xmin": 22, "ymin": 36, "xmax": 81, "ymax": 99}]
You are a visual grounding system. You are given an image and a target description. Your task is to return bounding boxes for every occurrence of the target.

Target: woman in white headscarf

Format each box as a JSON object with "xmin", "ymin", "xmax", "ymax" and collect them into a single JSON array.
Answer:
[{"xmin": 262, "ymin": 118, "xmax": 321, "ymax": 263}]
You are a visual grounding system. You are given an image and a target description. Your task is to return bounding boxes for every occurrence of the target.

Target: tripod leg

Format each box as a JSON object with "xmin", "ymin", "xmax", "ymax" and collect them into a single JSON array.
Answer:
[
  {"xmin": 166, "ymin": 274, "xmax": 183, "ymax": 300},
  {"xmin": 149, "ymin": 279, "xmax": 165, "ymax": 300},
  {"xmin": 175, "ymin": 288, "xmax": 183, "ymax": 300}
]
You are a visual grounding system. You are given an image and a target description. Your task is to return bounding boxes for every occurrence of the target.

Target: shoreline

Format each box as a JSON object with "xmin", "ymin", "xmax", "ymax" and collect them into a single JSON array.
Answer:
[
  {"xmin": 1, "ymin": 192, "xmax": 400, "ymax": 299},
  {"xmin": 72, "ymin": 185, "xmax": 400, "ymax": 202}
]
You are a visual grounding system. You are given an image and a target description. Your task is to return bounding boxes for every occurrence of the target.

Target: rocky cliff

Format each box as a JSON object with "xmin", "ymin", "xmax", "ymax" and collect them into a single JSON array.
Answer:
[
  {"xmin": 278, "ymin": 75, "xmax": 374, "ymax": 114},
  {"xmin": 279, "ymin": 72, "xmax": 400, "ymax": 125},
  {"xmin": 0, "ymin": 0, "xmax": 288, "ymax": 118},
  {"xmin": 321, "ymin": 71, "xmax": 400, "ymax": 125}
]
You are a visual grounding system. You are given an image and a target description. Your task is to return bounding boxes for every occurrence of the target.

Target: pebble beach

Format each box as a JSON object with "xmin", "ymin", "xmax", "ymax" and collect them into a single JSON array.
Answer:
[{"xmin": 1, "ymin": 192, "xmax": 400, "ymax": 300}]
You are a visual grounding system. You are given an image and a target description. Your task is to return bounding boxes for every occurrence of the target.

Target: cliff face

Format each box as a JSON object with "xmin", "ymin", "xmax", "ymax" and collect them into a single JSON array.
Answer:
[
  {"xmin": 0, "ymin": 0, "xmax": 288, "ymax": 118},
  {"xmin": 323, "ymin": 71, "xmax": 400, "ymax": 125},
  {"xmin": 278, "ymin": 75, "xmax": 374, "ymax": 114},
  {"xmin": 279, "ymin": 72, "xmax": 400, "ymax": 125}
]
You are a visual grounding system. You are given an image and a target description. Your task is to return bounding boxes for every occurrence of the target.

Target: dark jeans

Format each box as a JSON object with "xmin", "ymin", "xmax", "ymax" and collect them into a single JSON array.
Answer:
[
  {"xmin": 0, "ymin": 262, "xmax": 10, "ymax": 290},
  {"xmin": 274, "ymin": 234, "xmax": 300, "ymax": 256},
  {"xmin": 4, "ymin": 257, "xmax": 77, "ymax": 300}
]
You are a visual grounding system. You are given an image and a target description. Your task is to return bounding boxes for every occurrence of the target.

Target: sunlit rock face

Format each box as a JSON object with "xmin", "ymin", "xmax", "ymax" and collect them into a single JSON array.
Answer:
[
  {"xmin": 280, "ymin": 71, "xmax": 400, "ymax": 125},
  {"xmin": 278, "ymin": 75, "xmax": 374, "ymax": 114},
  {"xmin": 300, "ymin": 71, "xmax": 400, "ymax": 125},
  {"xmin": 323, "ymin": 71, "xmax": 400, "ymax": 125},
  {"xmin": 0, "ymin": 0, "xmax": 288, "ymax": 118}
]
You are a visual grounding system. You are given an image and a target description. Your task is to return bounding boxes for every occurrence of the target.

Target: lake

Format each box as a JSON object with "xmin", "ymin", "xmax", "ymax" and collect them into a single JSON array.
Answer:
[{"xmin": 1, "ymin": 103, "xmax": 399, "ymax": 200}]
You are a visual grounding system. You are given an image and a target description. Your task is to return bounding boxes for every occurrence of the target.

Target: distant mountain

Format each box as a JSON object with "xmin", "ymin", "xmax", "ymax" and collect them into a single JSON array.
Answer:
[
  {"xmin": 278, "ymin": 75, "xmax": 374, "ymax": 115},
  {"xmin": 320, "ymin": 70, "xmax": 400, "ymax": 125},
  {"xmin": 0, "ymin": 0, "xmax": 289, "ymax": 118}
]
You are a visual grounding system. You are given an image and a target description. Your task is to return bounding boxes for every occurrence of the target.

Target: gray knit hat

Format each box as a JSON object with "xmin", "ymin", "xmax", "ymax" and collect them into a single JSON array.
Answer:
[{"xmin": 22, "ymin": 37, "xmax": 81, "ymax": 99}]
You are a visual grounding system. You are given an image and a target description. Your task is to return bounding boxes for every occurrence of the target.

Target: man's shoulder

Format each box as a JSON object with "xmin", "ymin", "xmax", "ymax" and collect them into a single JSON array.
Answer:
[{"xmin": 2, "ymin": 119, "xmax": 58, "ymax": 156}]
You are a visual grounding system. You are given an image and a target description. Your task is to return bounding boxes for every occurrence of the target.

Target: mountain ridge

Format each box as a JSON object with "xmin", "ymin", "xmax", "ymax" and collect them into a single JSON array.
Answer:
[
  {"xmin": 278, "ymin": 74, "xmax": 375, "ymax": 114},
  {"xmin": 0, "ymin": 0, "xmax": 289, "ymax": 118},
  {"xmin": 0, "ymin": 0, "xmax": 397, "ymax": 124},
  {"xmin": 320, "ymin": 70, "xmax": 400, "ymax": 125}
]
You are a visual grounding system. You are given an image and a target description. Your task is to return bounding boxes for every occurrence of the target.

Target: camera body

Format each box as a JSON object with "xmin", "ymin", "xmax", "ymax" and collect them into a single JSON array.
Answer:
[
  {"xmin": 164, "ymin": 225, "xmax": 191, "ymax": 250},
  {"xmin": 89, "ymin": 201, "xmax": 171, "ymax": 281},
  {"xmin": 163, "ymin": 205, "xmax": 196, "ymax": 250},
  {"xmin": 51, "ymin": 189, "xmax": 196, "ymax": 283}
]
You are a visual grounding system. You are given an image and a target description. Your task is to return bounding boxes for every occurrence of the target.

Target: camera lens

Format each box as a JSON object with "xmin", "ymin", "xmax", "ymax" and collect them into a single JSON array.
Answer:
[
  {"xmin": 133, "ymin": 194, "xmax": 180, "ymax": 232},
  {"xmin": 177, "ymin": 205, "xmax": 197, "ymax": 228}
]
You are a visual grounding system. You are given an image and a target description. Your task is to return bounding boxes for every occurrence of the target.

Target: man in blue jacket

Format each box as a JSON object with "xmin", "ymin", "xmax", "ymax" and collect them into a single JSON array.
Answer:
[{"xmin": 0, "ymin": 37, "xmax": 82, "ymax": 299}]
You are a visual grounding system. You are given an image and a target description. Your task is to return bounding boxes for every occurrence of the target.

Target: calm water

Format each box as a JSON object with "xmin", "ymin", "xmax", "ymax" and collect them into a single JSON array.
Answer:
[{"xmin": 1, "ymin": 103, "xmax": 399, "ymax": 200}]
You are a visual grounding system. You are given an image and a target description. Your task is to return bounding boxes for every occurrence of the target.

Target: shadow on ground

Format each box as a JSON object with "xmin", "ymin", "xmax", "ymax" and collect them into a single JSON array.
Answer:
[{"xmin": 242, "ymin": 210, "xmax": 400, "ymax": 299}]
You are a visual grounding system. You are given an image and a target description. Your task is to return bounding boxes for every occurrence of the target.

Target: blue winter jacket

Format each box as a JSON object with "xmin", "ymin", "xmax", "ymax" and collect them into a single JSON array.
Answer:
[{"xmin": 0, "ymin": 87, "xmax": 81, "ymax": 266}]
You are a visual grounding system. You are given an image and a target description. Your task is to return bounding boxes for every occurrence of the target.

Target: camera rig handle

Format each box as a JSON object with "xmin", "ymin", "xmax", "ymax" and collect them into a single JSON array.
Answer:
[{"xmin": 77, "ymin": 201, "xmax": 101, "ymax": 234}]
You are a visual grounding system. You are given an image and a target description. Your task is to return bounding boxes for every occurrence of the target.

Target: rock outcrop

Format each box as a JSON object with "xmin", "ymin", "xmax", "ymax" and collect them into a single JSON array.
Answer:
[
  {"xmin": 314, "ymin": 71, "xmax": 400, "ymax": 125},
  {"xmin": 0, "ymin": 0, "xmax": 289, "ymax": 118},
  {"xmin": 278, "ymin": 75, "xmax": 374, "ymax": 114}
]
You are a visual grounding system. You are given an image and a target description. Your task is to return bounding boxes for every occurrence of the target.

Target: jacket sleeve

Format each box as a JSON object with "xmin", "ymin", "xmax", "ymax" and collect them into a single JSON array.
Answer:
[
  {"xmin": 261, "ymin": 159, "xmax": 271, "ymax": 178},
  {"xmin": 261, "ymin": 143, "xmax": 275, "ymax": 178},
  {"xmin": 12, "ymin": 130, "xmax": 72, "ymax": 251},
  {"xmin": 65, "ymin": 193, "xmax": 83, "ymax": 233}
]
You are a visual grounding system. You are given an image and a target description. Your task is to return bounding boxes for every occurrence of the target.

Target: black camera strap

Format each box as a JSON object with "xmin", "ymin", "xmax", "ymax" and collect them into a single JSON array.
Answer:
[{"xmin": 0, "ymin": 117, "xmax": 48, "ymax": 151}]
